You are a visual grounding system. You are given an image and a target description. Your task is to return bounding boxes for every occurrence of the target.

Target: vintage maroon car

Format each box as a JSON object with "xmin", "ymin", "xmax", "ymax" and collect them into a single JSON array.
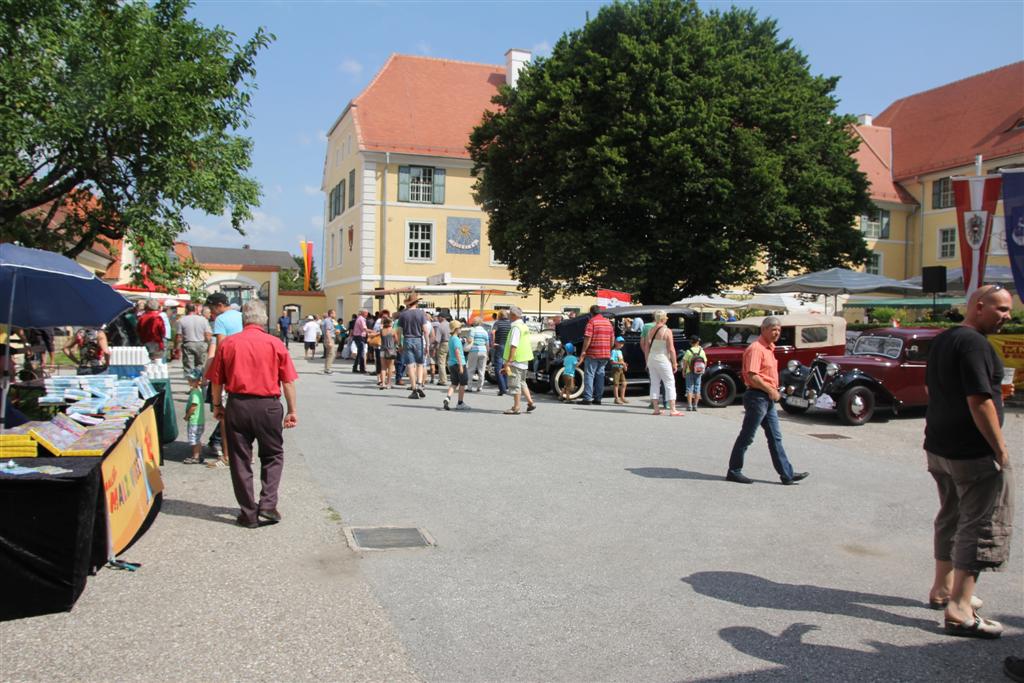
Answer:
[
  {"xmin": 701, "ymin": 314, "xmax": 847, "ymax": 407},
  {"xmin": 778, "ymin": 327, "xmax": 942, "ymax": 425}
]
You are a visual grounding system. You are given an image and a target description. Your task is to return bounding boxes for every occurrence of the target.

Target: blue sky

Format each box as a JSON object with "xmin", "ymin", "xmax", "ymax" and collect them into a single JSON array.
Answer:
[{"xmin": 180, "ymin": 0, "xmax": 1024, "ymax": 263}]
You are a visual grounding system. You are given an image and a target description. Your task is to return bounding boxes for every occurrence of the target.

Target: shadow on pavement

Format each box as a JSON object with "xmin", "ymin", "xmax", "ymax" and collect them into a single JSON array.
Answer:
[
  {"xmin": 682, "ymin": 571, "xmax": 937, "ymax": 631},
  {"xmin": 686, "ymin": 623, "xmax": 1022, "ymax": 682},
  {"xmin": 160, "ymin": 497, "xmax": 241, "ymax": 526},
  {"xmin": 626, "ymin": 467, "xmax": 727, "ymax": 482}
]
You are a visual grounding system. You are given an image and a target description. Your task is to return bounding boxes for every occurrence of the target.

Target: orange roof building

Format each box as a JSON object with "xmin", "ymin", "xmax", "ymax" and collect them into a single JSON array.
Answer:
[
  {"xmin": 320, "ymin": 50, "xmax": 589, "ymax": 319},
  {"xmin": 850, "ymin": 61, "xmax": 1023, "ymax": 283}
]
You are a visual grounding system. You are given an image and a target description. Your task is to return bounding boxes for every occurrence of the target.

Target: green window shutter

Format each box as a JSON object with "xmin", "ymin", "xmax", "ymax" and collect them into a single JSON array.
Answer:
[
  {"xmin": 931, "ymin": 180, "xmax": 941, "ymax": 209},
  {"xmin": 340, "ymin": 179, "xmax": 346, "ymax": 213},
  {"xmin": 348, "ymin": 169, "xmax": 356, "ymax": 207},
  {"xmin": 398, "ymin": 166, "xmax": 410, "ymax": 202},
  {"xmin": 329, "ymin": 187, "xmax": 336, "ymax": 220},
  {"xmin": 432, "ymin": 168, "xmax": 445, "ymax": 204}
]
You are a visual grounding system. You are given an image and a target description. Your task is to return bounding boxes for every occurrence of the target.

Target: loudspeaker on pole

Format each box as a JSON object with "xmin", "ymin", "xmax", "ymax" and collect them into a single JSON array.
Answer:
[{"xmin": 921, "ymin": 266, "xmax": 947, "ymax": 294}]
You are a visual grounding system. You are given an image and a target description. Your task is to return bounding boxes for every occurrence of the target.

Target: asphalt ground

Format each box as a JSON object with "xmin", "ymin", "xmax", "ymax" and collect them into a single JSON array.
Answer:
[{"xmin": 2, "ymin": 348, "xmax": 1022, "ymax": 682}]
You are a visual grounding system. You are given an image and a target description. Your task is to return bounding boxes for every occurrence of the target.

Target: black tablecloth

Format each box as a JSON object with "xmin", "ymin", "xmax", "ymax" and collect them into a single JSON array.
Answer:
[{"xmin": 0, "ymin": 456, "xmax": 107, "ymax": 621}]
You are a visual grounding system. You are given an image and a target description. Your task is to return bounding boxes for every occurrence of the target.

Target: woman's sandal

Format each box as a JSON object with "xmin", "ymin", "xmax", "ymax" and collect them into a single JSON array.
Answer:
[
  {"xmin": 669, "ymin": 410, "xmax": 684, "ymax": 416},
  {"xmin": 503, "ymin": 408, "xmax": 521, "ymax": 415},
  {"xmin": 944, "ymin": 614, "xmax": 1002, "ymax": 639},
  {"xmin": 183, "ymin": 457, "xmax": 203, "ymax": 465},
  {"xmin": 928, "ymin": 595, "xmax": 983, "ymax": 610}
]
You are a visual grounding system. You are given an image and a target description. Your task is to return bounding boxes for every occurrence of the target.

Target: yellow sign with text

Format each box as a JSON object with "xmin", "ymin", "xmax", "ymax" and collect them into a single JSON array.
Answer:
[
  {"xmin": 101, "ymin": 406, "xmax": 164, "ymax": 556},
  {"xmin": 990, "ymin": 334, "xmax": 1024, "ymax": 390}
]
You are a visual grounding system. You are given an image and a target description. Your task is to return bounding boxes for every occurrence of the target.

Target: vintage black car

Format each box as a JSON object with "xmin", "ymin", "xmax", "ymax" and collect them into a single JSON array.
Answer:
[
  {"xmin": 779, "ymin": 327, "xmax": 941, "ymax": 426},
  {"xmin": 530, "ymin": 305, "xmax": 699, "ymax": 397}
]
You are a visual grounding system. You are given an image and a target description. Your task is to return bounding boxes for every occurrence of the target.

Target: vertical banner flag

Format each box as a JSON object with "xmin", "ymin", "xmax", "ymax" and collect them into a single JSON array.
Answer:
[
  {"xmin": 1000, "ymin": 168, "xmax": 1024, "ymax": 300},
  {"xmin": 298, "ymin": 240, "xmax": 306, "ymax": 290},
  {"xmin": 952, "ymin": 174, "xmax": 1002, "ymax": 296},
  {"xmin": 596, "ymin": 289, "xmax": 632, "ymax": 309},
  {"xmin": 305, "ymin": 241, "xmax": 313, "ymax": 291}
]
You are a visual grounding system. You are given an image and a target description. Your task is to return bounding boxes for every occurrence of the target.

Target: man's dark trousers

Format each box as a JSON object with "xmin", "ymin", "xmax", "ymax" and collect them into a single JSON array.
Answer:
[
  {"xmin": 224, "ymin": 395, "xmax": 285, "ymax": 524},
  {"xmin": 352, "ymin": 336, "xmax": 366, "ymax": 373}
]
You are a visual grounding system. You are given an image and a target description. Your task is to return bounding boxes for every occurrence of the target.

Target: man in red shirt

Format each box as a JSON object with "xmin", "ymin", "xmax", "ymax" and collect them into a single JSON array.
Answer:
[
  {"xmin": 206, "ymin": 300, "xmax": 299, "ymax": 528},
  {"xmin": 137, "ymin": 299, "xmax": 166, "ymax": 360},
  {"xmin": 578, "ymin": 304, "xmax": 614, "ymax": 405},
  {"xmin": 726, "ymin": 316, "xmax": 808, "ymax": 485}
]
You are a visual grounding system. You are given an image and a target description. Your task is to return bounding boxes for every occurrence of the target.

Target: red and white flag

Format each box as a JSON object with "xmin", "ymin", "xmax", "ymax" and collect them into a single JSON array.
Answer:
[
  {"xmin": 952, "ymin": 175, "xmax": 1002, "ymax": 296},
  {"xmin": 596, "ymin": 289, "xmax": 631, "ymax": 309}
]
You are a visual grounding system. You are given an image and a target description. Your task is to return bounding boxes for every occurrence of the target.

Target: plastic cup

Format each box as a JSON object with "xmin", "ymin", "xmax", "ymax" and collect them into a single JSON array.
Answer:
[{"xmin": 1002, "ymin": 368, "xmax": 1015, "ymax": 400}]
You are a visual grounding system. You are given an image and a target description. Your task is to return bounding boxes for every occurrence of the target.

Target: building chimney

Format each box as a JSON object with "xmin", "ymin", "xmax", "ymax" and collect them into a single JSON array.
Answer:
[
  {"xmin": 505, "ymin": 48, "xmax": 531, "ymax": 88},
  {"xmin": 857, "ymin": 114, "xmax": 873, "ymax": 126}
]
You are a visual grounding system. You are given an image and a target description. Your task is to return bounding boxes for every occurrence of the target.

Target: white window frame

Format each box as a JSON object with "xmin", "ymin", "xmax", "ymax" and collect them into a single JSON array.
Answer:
[
  {"xmin": 938, "ymin": 227, "xmax": 956, "ymax": 260},
  {"xmin": 489, "ymin": 248, "xmax": 505, "ymax": 267},
  {"xmin": 866, "ymin": 251, "xmax": 883, "ymax": 276},
  {"xmin": 405, "ymin": 220, "xmax": 435, "ymax": 263},
  {"xmin": 409, "ymin": 166, "xmax": 434, "ymax": 203},
  {"xmin": 860, "ymin": 208, "xmax": 890, "ymax": 239},
  {"xmin": 330, "ymin": 231, "xmax": 336, "ymax": 266}
]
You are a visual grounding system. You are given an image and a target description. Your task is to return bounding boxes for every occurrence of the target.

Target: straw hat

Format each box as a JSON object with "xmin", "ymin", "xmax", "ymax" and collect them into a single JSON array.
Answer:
[{"xmin": 404, "ymin": 292, "xmax": 421, "ymax": 306}]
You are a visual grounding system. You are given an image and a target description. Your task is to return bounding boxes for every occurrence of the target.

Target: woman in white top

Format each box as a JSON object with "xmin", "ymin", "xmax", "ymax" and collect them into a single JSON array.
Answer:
[{"xmin": 641, "ymin": 310, "xmax": 682, "ymax": 416}]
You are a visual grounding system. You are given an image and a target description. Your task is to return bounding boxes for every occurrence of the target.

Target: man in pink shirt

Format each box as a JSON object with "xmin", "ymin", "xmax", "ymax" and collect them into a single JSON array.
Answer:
[{"xmin": 351, "ymin": 309, "xmax": 368, "ymax": 374}]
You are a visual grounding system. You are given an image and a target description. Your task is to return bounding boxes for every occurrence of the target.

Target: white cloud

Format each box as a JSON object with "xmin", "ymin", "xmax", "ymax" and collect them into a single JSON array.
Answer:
[
  {"xmin": 183, "ymin": 210, "xmax": 287, "ymax": 250},
  {"xmin": 303, "ymin": 185, "xmax": 320, "ymax": 196},
  {"xmin": 316, "ymin": 129, "xmax": 327, "ymax": 143},
  {"xmin": 416, "ymin": 40, "xmax": 431, "ymax": 55},
  {"xmin": 338, "ymin": 59, "xmax": 363, "ymax": 76},
  {"xmin": 531, "ymin": 41, "xmax": 551, "ymax": 58},
  {"xmin": 310, "ymin": 215, "xmax": 322, "ymax": 229}
]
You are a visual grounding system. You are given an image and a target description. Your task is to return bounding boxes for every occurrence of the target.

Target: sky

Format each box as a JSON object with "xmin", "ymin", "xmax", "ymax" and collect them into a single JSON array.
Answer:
[{"xmin": 179, "ymin": 0, "xmax": 1024, "ymax": 265}]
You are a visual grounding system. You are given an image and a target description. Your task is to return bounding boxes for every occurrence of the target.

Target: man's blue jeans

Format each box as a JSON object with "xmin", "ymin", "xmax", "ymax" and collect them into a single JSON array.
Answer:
[
  {"xmin": 492, "ymin": 350, "xmax": 508, "ymax": 393},
  {"xmin": 728, "ymin": 390, "xmax": 794, "ymax": 480},
  {"xmin": 582, "ymin": 357, "xmax": 608, "ymax": 402}
]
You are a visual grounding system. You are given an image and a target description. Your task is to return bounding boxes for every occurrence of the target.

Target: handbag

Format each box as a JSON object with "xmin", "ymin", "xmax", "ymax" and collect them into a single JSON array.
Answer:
[{"xmin": 367, "ymin": 331, "xmax": 382, "ymax": 348}]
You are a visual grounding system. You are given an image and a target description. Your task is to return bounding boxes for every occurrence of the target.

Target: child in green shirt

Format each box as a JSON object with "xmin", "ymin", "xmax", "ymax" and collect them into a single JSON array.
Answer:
[{"xmin": 183, "ymin": 368, "xmax": 206, "ymax": 463}]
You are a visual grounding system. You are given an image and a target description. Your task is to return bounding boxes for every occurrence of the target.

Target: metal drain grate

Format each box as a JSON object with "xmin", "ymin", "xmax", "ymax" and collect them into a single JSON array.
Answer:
[
  {"xmin": 345, "ymin": 526, "xmax": 434, "ymax": 550},
  {"xmin": 808, "ymin": 433, "xmax": 851, "ymax": 440}
]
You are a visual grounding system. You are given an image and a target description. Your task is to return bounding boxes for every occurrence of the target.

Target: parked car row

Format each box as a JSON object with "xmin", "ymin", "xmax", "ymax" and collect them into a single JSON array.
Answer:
[{"xmin": 525, "ymin": 306, "xmax": 940, "ymax": 427}]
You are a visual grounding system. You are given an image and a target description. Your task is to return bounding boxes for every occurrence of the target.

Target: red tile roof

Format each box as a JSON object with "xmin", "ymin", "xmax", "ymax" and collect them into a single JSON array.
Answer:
[
  {"xmin": 852, "ymin": 124, "xmax": 917, "ymax": 205},
  {"xmin": 350, "ymin": 54, "xmax": 506, "ymax": 158},
  {"xmin": 874, "ymin": 61, "xmax": 1024, "ymax": 180}
]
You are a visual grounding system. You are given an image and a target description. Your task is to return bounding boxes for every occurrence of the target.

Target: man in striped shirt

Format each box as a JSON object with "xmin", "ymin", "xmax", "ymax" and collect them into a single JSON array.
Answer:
[{"xmin": 578, "ymin": 305, "xmax": 614, "ymax": 405}]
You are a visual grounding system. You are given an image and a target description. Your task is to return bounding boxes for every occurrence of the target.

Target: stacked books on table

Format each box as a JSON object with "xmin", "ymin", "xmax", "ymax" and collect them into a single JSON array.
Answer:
[
  {"xmin": 30, "ymin": 413, "xmax": 121, "ymax": 456},
  {"xmin": 0, "ymin": 422, "xmax": 46, "ymax": 458},
  {"xmin": 39, "ymin": 376, "xmax": 150, "ymax": 416}
]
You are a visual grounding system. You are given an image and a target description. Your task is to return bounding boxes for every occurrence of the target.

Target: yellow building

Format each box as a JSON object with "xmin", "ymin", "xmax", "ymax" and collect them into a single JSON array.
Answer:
[
  {"xmin": 321, "ymin": 51, "xmax": 592, "ymax": 320},
  {"xmin": 851, "ymin": 62, "xmax": 1023, "ymax": 295}
]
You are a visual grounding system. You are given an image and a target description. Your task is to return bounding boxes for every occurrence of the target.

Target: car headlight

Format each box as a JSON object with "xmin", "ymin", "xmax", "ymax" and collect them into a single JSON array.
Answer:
[
  {"xmin": 785, "ymin": 385, "xmax": 795, "ymax": 395},
  {"xmin": 786, "ymin": 360, "xmax": 800, "ymax": 372},
  {"xmin": 826, "ymin": 363, "xmax": 839, "ymax": 376}
]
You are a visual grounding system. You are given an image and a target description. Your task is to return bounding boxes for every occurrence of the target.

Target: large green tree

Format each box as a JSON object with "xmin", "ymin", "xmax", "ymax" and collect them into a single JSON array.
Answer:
[
  {"xmin": 0, "ymin": 0, "xmax": 272, "ymax": 289},
  {"xmin": 469, "ymin": 0, "xmax": 871, "ymax": 304}
]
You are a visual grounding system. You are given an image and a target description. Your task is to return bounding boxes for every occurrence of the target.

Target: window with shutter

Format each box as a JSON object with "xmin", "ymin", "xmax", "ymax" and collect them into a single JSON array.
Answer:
[
  {"xmin": 348, "ymin": 169, "xmax": 356, "ymax": 208},
  {"xmin": 339, "ymin": 179, "xmax": 346, "ymax": 214},
  {"xmin": 398, "ymin": 166, "xmax": 411, "ymax": 202},
  {"xmin": 432, "ymin": 168, "xmax": 445, "ymax": 204}
]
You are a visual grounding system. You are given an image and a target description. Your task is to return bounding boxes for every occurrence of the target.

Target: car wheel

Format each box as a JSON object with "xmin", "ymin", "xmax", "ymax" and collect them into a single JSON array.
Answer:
[
  {"xmin": 552, "ymin": 367, "xmax": 584, "ymax": 400},
  {"xmin": 837, "ymin": 386, "xmax": 875, "ymax": 426},
  {"xmin": 781, "ymin": 401, "xmax": 809, "ymax": 415},
  {"xmin": 701, "ymin": 373, "xmax": 736, "ymax": 408}
]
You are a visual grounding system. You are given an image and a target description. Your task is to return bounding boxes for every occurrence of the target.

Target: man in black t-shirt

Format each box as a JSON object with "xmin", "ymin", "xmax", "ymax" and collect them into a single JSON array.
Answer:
[{"xmin": 924, "ymin": 284, "xmax": 1013, "ymax": 640}]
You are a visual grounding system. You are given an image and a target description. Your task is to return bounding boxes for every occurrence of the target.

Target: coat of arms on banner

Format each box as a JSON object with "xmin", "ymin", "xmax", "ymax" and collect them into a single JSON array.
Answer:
[
  {"xmin": 446, "ymin": 217, "xmax": 481, "ymax": 254},
  {"xmin": 964, "ymin": 211, "xmax": 986, "ymax": 249}
]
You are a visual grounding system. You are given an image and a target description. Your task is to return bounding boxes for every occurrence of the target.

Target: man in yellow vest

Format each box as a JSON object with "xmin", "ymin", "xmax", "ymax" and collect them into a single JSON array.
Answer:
[{"xmin": 502, "ymin": 305, "xmax": 536, "ymax": 415}]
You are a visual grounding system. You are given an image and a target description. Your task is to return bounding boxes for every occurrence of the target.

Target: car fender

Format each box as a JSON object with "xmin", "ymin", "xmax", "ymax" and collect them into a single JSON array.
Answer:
[{"xmin": 827, "ymin": 370, "xmax": 894, "ymax": 405}]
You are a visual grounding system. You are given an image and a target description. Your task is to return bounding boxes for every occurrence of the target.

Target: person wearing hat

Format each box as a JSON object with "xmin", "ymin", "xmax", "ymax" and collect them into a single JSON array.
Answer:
[
  {"xmin": 501, "ymin": 305, "xmax": 536, "ymax": 414},
  {"xmin": 301, "ymin": 314, "xmax": 321, "ymax": 360},
  {"xmin": 397, "ymin": 293, "xmax": 430, "ymax": 399},
  {"xmin": 682, "ymin": 334, "xmax": 708, "ymax": 412},
  {"xmin": 610, "ymin": 335, "xmax": 629, "ymax": 404},
  {"xmin": 443, "ymin": 320, "xmax": 470, "ymax": 410},
  {"xmin": 183, "ymin": 368, "xmax": 207, "ymax": 464}
]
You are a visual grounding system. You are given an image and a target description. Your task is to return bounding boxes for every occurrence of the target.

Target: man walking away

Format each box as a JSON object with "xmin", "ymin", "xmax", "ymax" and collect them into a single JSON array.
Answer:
[
  {"xmin": 924, "ymin": 284, "xmax": 1013, "ymax": 640},
  {"xmin": 578, "ymin": 304, "xmax": 614, "ymax": 405},
  {"xmin": 491, "ymin": 310, "xmax": 511, "ymax": 396},
  {"xmin": 277, "ymin": 309, "xmax": 292, "ymax": 348},
  {"xmin": 322, "ymin": 310, "xmax": 338, "ymax": 374},
  {"xmin": 397, "ymin": 294, "xmax": 428, "ymax": 399},
  {"xmin": 301, "ymin": 315, "xmax": 320, "ymax": 360},
  {"xmin": 176, "ymin": 302, "xmax": 212, "ymax": 377},
  {"xmin": 725, "ymin": 316, "xmax": 808, "ymax": 486},
  {"xmin": 502, "ymin": 306, "xmax": 536, "ymax": 414},
  {"xmin": 207, "ymin": 300, "xmax": 298, "ymax": 528}
]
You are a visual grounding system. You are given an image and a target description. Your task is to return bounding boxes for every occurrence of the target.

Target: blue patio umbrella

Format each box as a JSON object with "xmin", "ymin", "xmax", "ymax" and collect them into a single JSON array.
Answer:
[{"xmin": 2, "ymin": 243, "xmax": 131, "ymax": 426}]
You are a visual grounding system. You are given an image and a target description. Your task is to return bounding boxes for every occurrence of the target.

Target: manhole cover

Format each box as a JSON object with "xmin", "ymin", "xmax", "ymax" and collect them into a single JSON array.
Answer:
[
  {"xmin": 345, "ymin": 527, "xmax": 434, "ymax": 550},
  {"xmin": 809, "ymin": 433, "xmax": 851, "ymax": 440}
]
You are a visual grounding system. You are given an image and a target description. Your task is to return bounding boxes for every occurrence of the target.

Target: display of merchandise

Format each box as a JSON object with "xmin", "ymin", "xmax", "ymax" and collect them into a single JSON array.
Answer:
[
  {"xmin": 0, "ymin": 422, "xmax": 45, "ymax": 458},
  {"xmin": 143, "ymin": 362, "xmax": 168, "ymax": 379},
  {"xmin": 108, "ymin": 347, "xmax": 149, "ymax": 366}
]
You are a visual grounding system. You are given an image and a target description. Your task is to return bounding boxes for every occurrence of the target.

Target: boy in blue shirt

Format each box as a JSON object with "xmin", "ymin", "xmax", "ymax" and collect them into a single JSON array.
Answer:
[
  {"xmin": 610, "ymin": 336, "xmax": 629, "ymax": 404},
  {"xmin": 444, "ymin": 322, "xmax": 470, "ymax": 411},
  {"xmin": 560, "ymin": 342, "xmax": 579, "ymax": 402}
]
